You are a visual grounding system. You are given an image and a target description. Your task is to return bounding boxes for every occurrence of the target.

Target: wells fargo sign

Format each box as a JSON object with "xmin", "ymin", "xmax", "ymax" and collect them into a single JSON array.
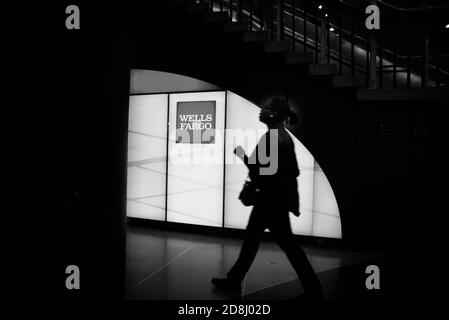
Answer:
[{"xmin": 176, "ymin": 101, "xmax": 216, "ymax": 144}]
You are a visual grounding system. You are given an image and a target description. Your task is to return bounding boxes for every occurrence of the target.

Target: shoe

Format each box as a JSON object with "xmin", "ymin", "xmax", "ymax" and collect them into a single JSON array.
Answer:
[{"xmin": 211, "ymin": 277, "xmax": 241, "ymax": 291}]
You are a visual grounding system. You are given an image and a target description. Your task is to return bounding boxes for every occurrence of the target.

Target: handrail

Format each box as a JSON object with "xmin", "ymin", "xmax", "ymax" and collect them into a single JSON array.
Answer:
[
  {"xmin": 282, "ymin": 0, "xmax": 448, "ymax": 87},
  {"xmin": 284, "ymin": 2, "xmax": 441, "ymax": 62},
  {"xmin": 377, "ymin": 0, "xmax": 449, "ymax": 11},
  {"xmin": 337, "ymin": 0, "xmax": 449, "ymax": 13},
  {"xmin": 208, "ymin": 0, "xmax": 448, "ymax": 88}
]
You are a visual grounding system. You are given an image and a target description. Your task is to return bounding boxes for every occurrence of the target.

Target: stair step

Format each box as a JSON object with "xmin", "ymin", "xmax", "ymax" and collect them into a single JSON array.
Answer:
[
  {"xmin": 186, "ymin": 2, "xmax": 209, "ymax": 14},
  {"xmin": 308, "ymin": 64, "xmax": 338, "ymax": 76},
  {"xmin": 265, "ymin": 40, "xmax": 290, "ymax": 53},
  {"xmin": 332, "ymin": 75, "xmax": 361, "ymax": 88},
  {"xmin": 357, "ymin": 87, "xmax": 449, "ymax": 101},
  {"xmin": 243, "ymin": 31, "xmax": 268, "ymax": 42},
  {"xmin": 286, "ymin": 52, "xmax": 313, "ymax": 64},
  {"xmin": 223, "ymin": 21, "xmax": 249, "ymax": 32},
  {"xmin": 204, "ymin": 11, "xmax": 229, "ymax": 23}
]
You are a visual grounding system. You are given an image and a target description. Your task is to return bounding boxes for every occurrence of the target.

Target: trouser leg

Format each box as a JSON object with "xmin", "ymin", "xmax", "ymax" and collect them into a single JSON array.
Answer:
[
  {"xmin": 270, "ymin": 216, "xmax": 322, "ymax": 293},
  {"xmin": 227, "ymin": 209, "xmax": 265, "ymax": 282}
]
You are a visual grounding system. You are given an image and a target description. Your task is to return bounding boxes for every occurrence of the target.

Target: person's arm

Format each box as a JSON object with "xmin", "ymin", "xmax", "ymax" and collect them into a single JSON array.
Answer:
[
  {"xmin": 234, "ymin": 146, "xmax": 252, "ymax": 170},
  {"xmin": 234, "ymin": 145, "xmax": 261, "ymax": 180},
  {"xmin": 234, "ymin": 133, "xmax": 272, "ymax": 181}
]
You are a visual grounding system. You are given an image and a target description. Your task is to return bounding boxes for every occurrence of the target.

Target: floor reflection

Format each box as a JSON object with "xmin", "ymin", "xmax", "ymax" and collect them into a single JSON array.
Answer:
[{"xmin": 126, "ymin": 225, "xmax": 391, "ymax": 300}]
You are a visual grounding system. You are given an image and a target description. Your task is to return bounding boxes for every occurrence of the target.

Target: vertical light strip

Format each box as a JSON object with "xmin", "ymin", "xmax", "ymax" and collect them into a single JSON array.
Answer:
[
  {"xmin": 222, "ymin": 91, "xmax": 228, "ymax": 228},
  {"xmin": 166, "ymin": 92, "xmax": 225, "ymax": 227},
  {"xmin": 164, "ymin": 94, "xmax": 170, "ymax": 222}
]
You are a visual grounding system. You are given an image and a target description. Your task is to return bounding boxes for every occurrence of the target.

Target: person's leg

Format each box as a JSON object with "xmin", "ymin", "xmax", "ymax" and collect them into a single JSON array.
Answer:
[
  {"xmin": 269, "ymin": 215, "xmax": 322, "ymax": 294},
  {"xmin": 225, "ymin": 207, "xmax": 266, "ymax": 282}
]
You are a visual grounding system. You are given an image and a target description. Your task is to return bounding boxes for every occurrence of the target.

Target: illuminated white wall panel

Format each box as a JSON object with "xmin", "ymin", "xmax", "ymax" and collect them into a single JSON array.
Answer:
[
  {"xmin": 222, "ymin": 91, "xmax": 341, "ymax": 238},
  {"xmin": 126, "ymin": 89, "xmax": 342, "ymax": 239},
  {"xmin": 287, "ymin": 131, "xmax": 315, "ymax": 236},
  {"xmin": 223, "ymin": 93, "xmax": 318, "ymax": 236},
  {"xmin": 224, "ymin": 92, "xmax": 266, "ymax": 229},
  {"xmin": 166, "ymin": 92, "xmax": 226, "ymax": 227},
  {"xmin": 127, "ymin": 94, "xmax": 168, "ymax": 221},
  {"xmin": 312, "ymin": 161, "xmax": 342, "ymax": 238}
]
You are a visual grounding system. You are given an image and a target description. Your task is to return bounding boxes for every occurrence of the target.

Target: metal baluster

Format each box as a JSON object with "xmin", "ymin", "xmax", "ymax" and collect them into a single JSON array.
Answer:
[
  {"xmin": 250, "ymin": 0, "xmax": 253, "ymax": 31},
  {"xmin": 319, "ymin": 4, "xmax": 326, "ymax": 63},
  {"xmin": 271, "ymin": 0, "xmax": 274, "ymax": 41},
  {"xmin": 379, "ymin": 31, "xmax": 383, "ymax": 88},
  {"xmin": 351, "ymin": 15, "xmax": 355, "ymax": 75},
  {"xmin": 274, "ymin": 0, "xmax": 279, "ymax": 41},
  {"xmin": 292, "ymin": 0, "xmax": 296, "ymax": 51},
  {"xmin": 231, "ymin": 0, "xmax": 234, "ymax": 20},
  {"xmin": 315, "ymin": 6, "xmax": 318, "ymax": 63},
  {"xmin": 338, "ymin": 12, "xmax": 342, "ymax": 75},
  {"xmin": 279, "ymin": 0, "xmax": 284, "ymax": 41},
  {"xmin": 238, "ymin": 0, "xmax": 242, "ymax": 22},
  {"xmin": 393, "ymin": 23, "xmax": 397, "ymax": 88},
  {"xmin": 436, "ymin": 53, "xmax": 441, "ymax": 86},
  {"xmin": 422, "ymin": 24, "xmax": 430, "ymax": 88},
  {"xmin": 303, "ymin": 1, "xmax": 307, "ymax": 53},
  {"xmin": 326, "ymin": 13, "xmax": 330, "ymax": 64},
  {"xmin": 368, "ymin": 0, "xmax": 377, "ymax": 90},
  {"xmin": 366, "ymin": 28, "xmax": 370, "ymax": 88},
  {"xmin": 407, "ymin": 27, "xmax": 411, "ymax": 88}
]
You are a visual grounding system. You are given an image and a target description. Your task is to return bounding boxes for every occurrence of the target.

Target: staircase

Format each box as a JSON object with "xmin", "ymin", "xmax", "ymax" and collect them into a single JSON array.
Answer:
[
  {"xmin": 181, "ymin": 0, "xmax": 449, "ymax": 93},
  {"xmin": 186, "ymin": 0, "xmax": 349, "ymax": 91}
]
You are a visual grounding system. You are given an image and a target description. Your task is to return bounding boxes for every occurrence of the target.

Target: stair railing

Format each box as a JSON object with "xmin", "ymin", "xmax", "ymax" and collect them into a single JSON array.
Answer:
[{"xmin": 203, "ymin": 0, "xmax": 449, "ymax": 89}]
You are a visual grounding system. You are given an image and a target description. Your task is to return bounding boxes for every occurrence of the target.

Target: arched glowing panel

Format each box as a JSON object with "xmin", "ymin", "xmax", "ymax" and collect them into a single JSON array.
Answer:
[
  {"xmin": 312, "ymin": 161, "xmax": 342, "ymax": 238},
  {"xmin": 127, "ymin": 94, "xmax": 168, "ymax": 221},
  {"xmin": 126, "ymin": 90, "xmax": 342, "ymax": 239},
  {"xmin": 224, "ymin": 92, "xmax": 314, "ymax": 235},
  {"xmin": 224, "ymin": 92, "xmax": 341, "ymax": 239}
]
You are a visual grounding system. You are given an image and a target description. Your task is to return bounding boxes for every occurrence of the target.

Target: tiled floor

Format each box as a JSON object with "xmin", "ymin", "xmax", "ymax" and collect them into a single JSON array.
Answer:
[{"xmin": 126, "ymin": 225, "xmax": 392, "ymax": 300}]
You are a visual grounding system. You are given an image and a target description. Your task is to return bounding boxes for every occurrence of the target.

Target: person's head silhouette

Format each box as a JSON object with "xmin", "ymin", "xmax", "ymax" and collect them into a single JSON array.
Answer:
[{"xmin": 259, "ymin": 97, "xmax": 297, "ymax": 128}]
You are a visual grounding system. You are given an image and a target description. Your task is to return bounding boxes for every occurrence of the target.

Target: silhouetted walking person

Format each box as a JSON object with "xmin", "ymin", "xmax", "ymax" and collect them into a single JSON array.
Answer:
[{"xmin": 212, "ymin": 98, "xmax": 323, "ymax": 299}]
